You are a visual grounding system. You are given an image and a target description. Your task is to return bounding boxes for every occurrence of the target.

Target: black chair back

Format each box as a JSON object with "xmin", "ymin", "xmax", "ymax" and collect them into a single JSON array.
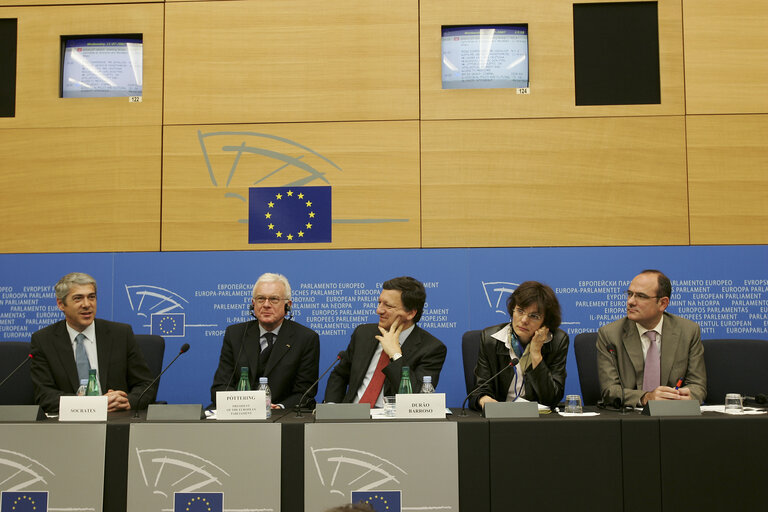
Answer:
[
  {"xmin": 461, "ymin": 330, "xmax": 482, "ymax": 395},
  {"xmin": 0, "ymin": 341, "xmax": 35, "ymax": 405},
  {"xmin": 574, "ymin": 332, "xmax": 601, "ymax": 406},
  {"xmin": 135, "ymin": 335, "xmax": 166, "ymax": 380},
  {"xmin": 702, "ymin": 338, "xmax": 768, "ymax": 404}
]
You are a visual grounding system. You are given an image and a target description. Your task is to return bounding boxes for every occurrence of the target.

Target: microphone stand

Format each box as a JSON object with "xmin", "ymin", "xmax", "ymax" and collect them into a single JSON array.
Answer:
[
  {"xmin": 460, "ymin": 358, "xmax": 518, "ymax": 417},
  {"xmin": 133, "ymin": 344, "xmax": 190, "ymax": 418},
  {"xmin": 295, "ymin": 352, "xmax": 344, "ymax": 418}
]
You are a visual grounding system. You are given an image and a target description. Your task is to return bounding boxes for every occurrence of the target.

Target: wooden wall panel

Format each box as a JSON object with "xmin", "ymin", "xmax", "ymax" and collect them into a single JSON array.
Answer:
[
  {"xmin": 162, "ymin": 121, "xmax": 420, "ymax": 251},
  {"xmin": 688, "ymin": 115, "xmax": 768, "ymax": 244},
  {"xmin": 0, "ymin": 0, "xmax": 153, "ymax": 6},
  {"xmin": 683, "ymin": 1, "xmax": 768, "ymax": 114},
  {"xmin": 0, "ymin": 3, "xmax": 163, "ymax": 129},
  {"xmin": 163, "ymin": 0, "xmax": 419, "ymax": 125},
  {"xmin": 421, "ymin": 116, "xmax": 689, "ymax": 247},
  {"xmin": 0, "ymin": 126, "xmax": 161, "ymax": 253},
  {"xmin": 420, "ymin": 0, "xmax": 684, "ymax": 120}
]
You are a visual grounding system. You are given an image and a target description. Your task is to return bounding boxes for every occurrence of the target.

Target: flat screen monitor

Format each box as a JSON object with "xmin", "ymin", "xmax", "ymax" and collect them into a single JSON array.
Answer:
[
  {"xmin": 441, "ymin": 25, "xmax": 529, "ymax": 90},
  {"xmin": 60, "ymin": 35, "xmax": 143, "ymax": 98}
]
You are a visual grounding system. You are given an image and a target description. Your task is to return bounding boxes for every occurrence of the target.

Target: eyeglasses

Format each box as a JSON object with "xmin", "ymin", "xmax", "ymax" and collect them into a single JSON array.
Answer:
[
  {"xmin": 513, "ymin": 307, "xmax": 543, "ymax": 322},
  {"xmin": 254, "ymin": 296, "xmax": 287, "ymax": 305},
  {"xmin": 625, "ymin": 290, "xmax": 660, "ymax": 301}
]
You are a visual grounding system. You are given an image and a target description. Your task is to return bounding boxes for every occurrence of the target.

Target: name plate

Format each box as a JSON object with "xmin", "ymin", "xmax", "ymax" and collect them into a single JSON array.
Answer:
[
  {"xmin": 642, "ymin": 400, "xmax": 701, "ymax": 417},
  {"xmin": 216, "ymin": 391, "xmax": 267, "ymax": 420},
  {"xmin": 395, "ymin": 393, "xmax": 446, "ymax": 419},
  {"xmin": 483, "ymin": 401, "xmax": 539, "ymax": 418},
  {"xmin": 59, "ymin": 396, "xmax": 108, "ymax": 421}
]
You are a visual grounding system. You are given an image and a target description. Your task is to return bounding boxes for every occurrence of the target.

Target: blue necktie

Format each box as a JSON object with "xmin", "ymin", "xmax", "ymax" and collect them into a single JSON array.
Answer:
[{"xmin": 75, "ymin": 333, "xmax": 91, "ymax": 382}]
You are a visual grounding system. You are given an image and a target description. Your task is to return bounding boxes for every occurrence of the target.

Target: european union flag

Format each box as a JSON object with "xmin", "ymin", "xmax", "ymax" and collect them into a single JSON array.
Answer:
[
  {"xmin": 1, "ymin": 491, "xmax": 48, "ymax": 512},
  {"xmin": 151, "ymin": 313, "xmax": 185, "ymax": 337},
  {"xmin": 173, "ymin": 492, "xmax": 223, "ymax": 512},
  {"xmin": 249, "ymin": 186, "xmax": 332, "ymax": 243},
  {"xmin": 351, "ymin": 490, "xmax": 401, "ymax": 512}
]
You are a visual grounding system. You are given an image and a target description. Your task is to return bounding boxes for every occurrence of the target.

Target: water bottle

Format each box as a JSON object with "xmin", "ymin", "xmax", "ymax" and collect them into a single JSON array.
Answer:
[
  {"xmin": 86, "ymin": 369, "xmax": 100, "ymax": 396},
  {"xmin": 420, "ymin": 375, "xmax": 435, "ymax": 394},
  {"xmin": 257, "ymin": 377, "xmax": 272, "ymax": 418},
  {"xmin": 76, "ymin": 378, "xmax": 88, "ymax": 396},
  {"xmin": 236, "ymin": 367, "xmax": 251, "ymax": 391},
  {"xmin": 398, "ymin": 366, "xmax": 413, "ymax": 394}
]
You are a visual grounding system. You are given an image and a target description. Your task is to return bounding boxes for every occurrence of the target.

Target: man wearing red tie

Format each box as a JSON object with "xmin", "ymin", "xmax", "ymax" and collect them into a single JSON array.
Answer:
[
  {"xmin": 324, "ymin": 276, "xmax": 447, "ymax": 407},
  {"xmin": 596, "ymin": 269, "xmax": 707, "ymax": 407}
]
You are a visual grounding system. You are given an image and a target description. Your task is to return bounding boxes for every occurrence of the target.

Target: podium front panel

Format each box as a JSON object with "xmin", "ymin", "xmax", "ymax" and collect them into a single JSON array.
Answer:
[
  {"xmin": 0, "ymin": 423, "xmax": 106, "ymax": 511},
  {"xmin": 127, "ymin": 423, "xmax": 281, "ymax": 512},
  {"xmin": 305, "ymin": 421, "xmax": 459, "ymax": 511}
]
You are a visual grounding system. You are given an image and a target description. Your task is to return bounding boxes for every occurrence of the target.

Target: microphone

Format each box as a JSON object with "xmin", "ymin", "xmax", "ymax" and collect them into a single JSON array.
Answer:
[
  {"xmin": 460, "ymin": 357, "xmax": 519, "ymax": 416},
  {"xmin": 744, "ymin": 394, "xmax": 768, "ymax": 405},
  {"xmin": 606, "ymin": 343, "xmax": 628, "ymax": 413},
  {"xmin": 294, "ymin": 351, "xmax": 344, "ymax": 417},
  {"xmin": 0, "ymin": 353, "xmax": 33, "ymax": 390},
  {"xmin": 133, "ymin": 343, "xmax": 190, "ymax": 418}
]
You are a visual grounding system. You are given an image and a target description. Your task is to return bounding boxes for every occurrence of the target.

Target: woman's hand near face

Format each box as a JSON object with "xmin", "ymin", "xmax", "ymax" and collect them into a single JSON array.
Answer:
[{"xmin": 529, "ymin": 327, "xmax": 550, "ymax": 368}]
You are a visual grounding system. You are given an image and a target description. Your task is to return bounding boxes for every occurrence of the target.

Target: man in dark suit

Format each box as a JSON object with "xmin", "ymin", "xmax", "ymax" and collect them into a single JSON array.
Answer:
[
  {"xmin": 210, "ymin": 273, "xmax": 320, "ymax": 409},
  {"xmin": 30, "ymin": 272, "xmax": 154, "ymax": 414},
  {"xmin": 597, "ymin": 269, "xmax": 706, "ymax": 407},
  {"xmin": 324, "ymin": 276, "xmax": 447, "ymax": 406}
]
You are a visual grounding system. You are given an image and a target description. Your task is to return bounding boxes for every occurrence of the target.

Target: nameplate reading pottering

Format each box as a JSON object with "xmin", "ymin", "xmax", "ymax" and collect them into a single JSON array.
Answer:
[
  {"xmin": 395, "ymin": 393, "xmax": 446, "ymax": 419},
  {"xmin": 59, "ymin": 396, "xmax": 108, "ymax": 421},
  {"xmin": 216, "ymin": 391, "xmax": 267, "ymax": 420}
]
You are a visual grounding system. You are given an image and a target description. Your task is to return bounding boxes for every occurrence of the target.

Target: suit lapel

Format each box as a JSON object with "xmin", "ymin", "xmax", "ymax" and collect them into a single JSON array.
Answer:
[
  {"xmin": 622, "ymin": 320, "xmax": 645, "ymax": 381},
  {"xmin": 53, "ymin": 321, "xmax": 80, "ymax": 391},
  {"xmin": 95, "ymin": 320, "xmax": 111, "ymax": 390},
  {"xmin": 659, "ymin": 313, "xmax": 678, "ymax": 386},
  {"xmin": 495, "ymin": 341, "xmax": 514, "ymax": 393},
  {"xmin": 243, "ymin": 323, "xmax": 261, "ymax": 383}
]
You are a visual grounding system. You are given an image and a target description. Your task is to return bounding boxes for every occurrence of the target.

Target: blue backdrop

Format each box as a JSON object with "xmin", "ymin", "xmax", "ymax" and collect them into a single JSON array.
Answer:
[{"xmin": 2, "ymin": 246, "xmax": 767, "ymax": 406}]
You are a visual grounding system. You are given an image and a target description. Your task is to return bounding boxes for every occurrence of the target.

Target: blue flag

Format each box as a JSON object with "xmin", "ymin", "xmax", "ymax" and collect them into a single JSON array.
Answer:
[
  {"xmin": 351, "ymin": 490, "xmax": 402, "ymax": 512},
  {"xmin": 1, "ymin": 491, "xmax": 48, "ymax": 512},
  {"xmin": 173, "ymin": 492, "xmax": 223, "ymax": 512},
  {"xmin": 249, "ymin": 186, "xmax": 332, "ymax": 243},
  {"xmin": 151, "ymin": 313, "xmax": 185, "ymax": 336}
]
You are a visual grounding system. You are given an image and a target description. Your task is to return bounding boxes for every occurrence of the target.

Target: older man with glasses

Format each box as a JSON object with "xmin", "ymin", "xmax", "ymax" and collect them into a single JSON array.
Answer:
[
  {"xmin": 210, "ymin": 272, "xmax": 320, "ymax": 410},
  {"xmin": 596, "ymin": 269, "xmax": 706, "ymax": 408}
]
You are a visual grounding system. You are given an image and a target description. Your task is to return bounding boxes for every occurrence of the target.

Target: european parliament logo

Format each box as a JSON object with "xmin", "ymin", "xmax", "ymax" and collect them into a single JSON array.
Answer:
[
  {"xmin": 351, "ymin": 490, "xmax": 401, "ymax": 512},
  {"xmin": 173, "ymin": 492, "xmax": 223, "ymax": 512},
  {"xmin": 1, "ymin": 491, "xmax": 48, "ymax": 512},
  {"xmin": 248, "ymin": 186, "xmax": 331, "ymax": 243},
  {"xmin": 151, "ymin": 313, "xmax": 186, "ymax": 337}
]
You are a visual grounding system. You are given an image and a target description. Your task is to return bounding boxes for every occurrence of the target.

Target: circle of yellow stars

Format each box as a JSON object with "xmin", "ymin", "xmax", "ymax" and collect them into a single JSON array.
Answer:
[
  {"xmin": 11, "ymin": 495, "xmax": 39, "ymax": 510},
  {"xmin": 185, "ymin": 496, "xmax": 213, "ymax": 511},
  {"xmin": 158, "ymin": 316, "xmax": 177, "ymax": 335},
  {"xmin": 361, "ymin": 494, "xmax": 391, "ymax": 510},
  {"xmin": 264, "ymin": 189, "xmax": 317, "ymax": 241}
]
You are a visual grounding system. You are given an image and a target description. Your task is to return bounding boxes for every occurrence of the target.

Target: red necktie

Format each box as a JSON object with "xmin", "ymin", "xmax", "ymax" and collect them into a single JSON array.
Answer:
[{"xmin": 359, "ymin": 350, "xmax": 390, "ymax": 408}]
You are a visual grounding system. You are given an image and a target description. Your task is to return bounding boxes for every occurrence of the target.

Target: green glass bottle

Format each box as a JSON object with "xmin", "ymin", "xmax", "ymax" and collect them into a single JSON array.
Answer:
[
  {"xmin": 398, "ymin": 366, "xmax": 413, "ymax": 394},
  {"xmin": 237, "ymin": 367, "xmax": 251, "ymax": 391},
  {"xmin": 86, "ymin": 369, "xmax": 99, "ymax": 396}
]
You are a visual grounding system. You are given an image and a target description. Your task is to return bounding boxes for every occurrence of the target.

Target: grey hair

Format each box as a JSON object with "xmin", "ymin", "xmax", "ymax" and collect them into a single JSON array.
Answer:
[
  {"xmin": 55, "ymin": 272, "xmax": 97, "ymax": 302},
  {"xmin": 252, "ymin": 273, "xmax": 292, "ymax": 300}
]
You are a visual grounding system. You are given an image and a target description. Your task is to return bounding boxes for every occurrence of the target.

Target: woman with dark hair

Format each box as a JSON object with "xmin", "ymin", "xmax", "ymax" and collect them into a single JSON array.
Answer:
[{"xmin": 470, "ymin": 281, "xmax": 569, "ymax": 409}]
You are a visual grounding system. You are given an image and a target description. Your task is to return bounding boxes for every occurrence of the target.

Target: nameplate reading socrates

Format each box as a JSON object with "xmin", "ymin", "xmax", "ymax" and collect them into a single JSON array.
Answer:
[
  {"xmin": 395, "ymin": 393, "xmax": 446, "ymax": 419},
  {"xmin": 216, "ymin": 391, "xmax": 267, "ymax": 420},
  {"xmin": 59, "ymin": 396, "xmax": 108, "ymax": 421}
]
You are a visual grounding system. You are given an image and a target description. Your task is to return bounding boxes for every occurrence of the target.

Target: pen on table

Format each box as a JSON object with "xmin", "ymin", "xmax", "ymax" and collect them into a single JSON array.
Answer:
[{"xmin": 674, "ymin": 378, "xmax": 683, "ymax": 390}]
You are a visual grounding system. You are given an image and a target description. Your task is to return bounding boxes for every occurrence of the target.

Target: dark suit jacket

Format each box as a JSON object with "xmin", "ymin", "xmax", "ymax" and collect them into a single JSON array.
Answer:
[
  {"xmin": 324, "ymin": 323, "xmax": 447, "ymax": 403},
  {"xmin": 470, "ymin": 323, "xmax": 569, "ymax": 410},
  {"xmin": 210, "ymin": 318, "xmax": 320, "ymax": 409},
  {"xmin": 30, "ymin": 319, "xmax": 155, "ymax": 413},
  {"xmin": 596, "ymin": 312, "xmax": 707, "ymax": 405}
]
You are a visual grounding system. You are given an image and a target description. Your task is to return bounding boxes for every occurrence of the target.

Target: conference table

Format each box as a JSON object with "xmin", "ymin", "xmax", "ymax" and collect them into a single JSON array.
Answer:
[{"xmin": 2, "ymin": 407, "xmax": 766, "ymax": 512}]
